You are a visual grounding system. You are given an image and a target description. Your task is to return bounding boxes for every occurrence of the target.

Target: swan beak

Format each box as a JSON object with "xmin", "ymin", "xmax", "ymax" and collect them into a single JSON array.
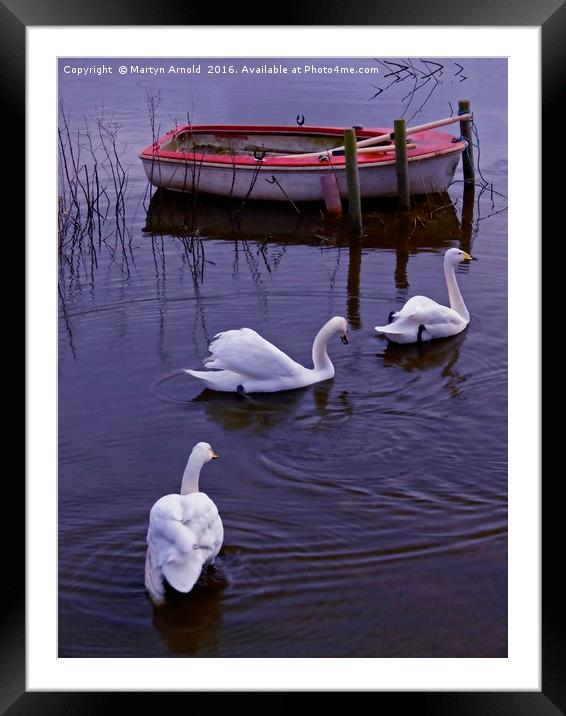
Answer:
[
  {"xmin": 462, "ymin": 252, "xmax": 477, "ymax": 261},
  {"xmin": 341, "ymin": 335, "xmax": 349, "ymax": 345},
  {"xmin": 211, "ymin": 451, "xmax": 219, "ymax": 460}
]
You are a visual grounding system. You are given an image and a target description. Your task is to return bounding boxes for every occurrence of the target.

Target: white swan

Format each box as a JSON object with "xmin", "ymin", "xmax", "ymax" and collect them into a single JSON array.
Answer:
[
  {"xmin": 145, "ymin": 442, "xmax": 223, "ymax": 606},
  {"xmin": 375, "ymin": 248, "xmax": 476, "ymax": 344},
  {"xmin": 185, "ymin": 316, "xmax": 349, "ymax": 393}
]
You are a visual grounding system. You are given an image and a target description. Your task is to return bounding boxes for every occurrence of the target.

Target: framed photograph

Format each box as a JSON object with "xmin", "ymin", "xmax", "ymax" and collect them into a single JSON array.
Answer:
[{"xmin": 11, "ymin": 0, "xmax": 554, "ymax": 710}]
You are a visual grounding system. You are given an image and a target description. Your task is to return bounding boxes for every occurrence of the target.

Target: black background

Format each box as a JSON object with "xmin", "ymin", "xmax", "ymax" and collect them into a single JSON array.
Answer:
[{"xmin": 6, "ymin": 0, "xmax": 555, "ymax": 711}]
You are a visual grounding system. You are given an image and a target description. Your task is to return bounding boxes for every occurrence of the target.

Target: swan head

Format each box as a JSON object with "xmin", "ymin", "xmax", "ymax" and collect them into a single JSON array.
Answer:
[
  {"xmin": 445, "ymin": 248, "xmax": 477, "ymax": 265},
  {"xmin": 191, "ymin": 441, "xmax": 219, "ymax": 464},
  {"xmin": 330, "ymin": 316, "xmax": 349, "ymax": 344}
]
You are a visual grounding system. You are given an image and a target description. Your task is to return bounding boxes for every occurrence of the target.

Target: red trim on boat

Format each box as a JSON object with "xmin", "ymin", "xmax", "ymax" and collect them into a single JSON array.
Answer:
[{"xmin": 139, "ymin": 124, "xmax": 465, "ymax": 169}]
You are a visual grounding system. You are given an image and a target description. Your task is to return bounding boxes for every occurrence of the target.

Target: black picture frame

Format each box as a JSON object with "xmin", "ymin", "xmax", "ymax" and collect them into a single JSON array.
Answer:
[{"xmin": 9, "ymin": 1, "xmax": 554, "ymax": 710}]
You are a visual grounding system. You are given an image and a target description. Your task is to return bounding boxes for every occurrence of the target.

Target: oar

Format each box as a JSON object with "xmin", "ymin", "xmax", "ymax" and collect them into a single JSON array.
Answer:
[
  {"xmin": 282, "ymin": 113, "xmax": 471, "ymax": 161},
  {"xmin": 354, "ymin": 112, "xmax": 471, "ymax": 150},
  {"xmin": 331, "ymin": 143, "xmax": 416, "ymax": 156}
]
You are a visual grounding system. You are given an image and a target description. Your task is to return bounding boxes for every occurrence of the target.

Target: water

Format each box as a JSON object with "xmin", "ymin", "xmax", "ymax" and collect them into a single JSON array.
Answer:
[{"xmin": 58, "ymin": 58, "xmax": 507, "ymax": 657}]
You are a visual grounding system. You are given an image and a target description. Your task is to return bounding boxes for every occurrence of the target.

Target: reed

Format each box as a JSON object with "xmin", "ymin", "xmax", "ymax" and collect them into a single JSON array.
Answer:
[{"xmin": 58, "ymin": 103, "xmax": 132, "ymax": 280}]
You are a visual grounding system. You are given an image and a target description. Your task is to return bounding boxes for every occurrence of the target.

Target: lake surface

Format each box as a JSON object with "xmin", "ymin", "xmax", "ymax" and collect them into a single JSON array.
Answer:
[{"xmin": 58, "ymin": 58, "xmax": 507, "ymax": 658}]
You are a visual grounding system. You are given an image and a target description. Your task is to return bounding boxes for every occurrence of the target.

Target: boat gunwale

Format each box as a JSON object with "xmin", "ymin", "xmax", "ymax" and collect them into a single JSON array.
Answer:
[
  {"xmin": 139, "ymin": 144, "xmax": 466, "ymax": 172},
  {"xmin": 139, "ymin": 124, "xmax": 466, "ymax": 169}
]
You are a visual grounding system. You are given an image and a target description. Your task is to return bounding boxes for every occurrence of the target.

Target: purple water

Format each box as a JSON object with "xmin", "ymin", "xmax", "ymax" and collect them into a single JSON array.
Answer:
[{"xmin": 58, "ymin": 57, "xmax": 507, "ymax": 657}]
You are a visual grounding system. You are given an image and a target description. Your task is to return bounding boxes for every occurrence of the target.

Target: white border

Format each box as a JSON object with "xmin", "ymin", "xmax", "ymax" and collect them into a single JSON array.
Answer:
[{"xmin": 27, "ymin": 27, "xmax": 540, "ymax": 691}]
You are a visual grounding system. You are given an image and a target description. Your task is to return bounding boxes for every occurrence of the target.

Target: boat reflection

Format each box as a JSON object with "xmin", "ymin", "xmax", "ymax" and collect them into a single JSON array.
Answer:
[
  {"xmin": 151, "ymin": 564, "xmax": 228, "ymax": 655},
  {"xmin": 144, "ymin": 187, "xmax": 469, "ymax": 252},
  {"xmin": 144, "ymin": 188, "xmax": 322, "ymax": 241}
]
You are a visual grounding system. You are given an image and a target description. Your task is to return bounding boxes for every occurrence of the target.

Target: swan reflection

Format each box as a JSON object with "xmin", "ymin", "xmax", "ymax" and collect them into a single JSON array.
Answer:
[
  {"xmin": 151, "ymin": 562, "xmax": 228, "ymax": 655},
  {"xmin": 194, "ymin": 380, "xmax": 352, "ymax": 432},
  {"xmin": 379, "ymin": 329, "xmax": 468, "ymax": 397}
]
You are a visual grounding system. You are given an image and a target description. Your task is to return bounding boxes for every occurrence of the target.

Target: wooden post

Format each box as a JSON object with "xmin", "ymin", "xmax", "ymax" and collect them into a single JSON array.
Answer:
[
  {"xmin": 344, "ymin": 128, "xmax": 363, "ymax": 235},
  {"xmin": 394, "ymin": 119, "xmax": 410, "ymax": 210},
  {"xmin": 458, "ymin": 100, "xmax": 475, "ymax": 184}
]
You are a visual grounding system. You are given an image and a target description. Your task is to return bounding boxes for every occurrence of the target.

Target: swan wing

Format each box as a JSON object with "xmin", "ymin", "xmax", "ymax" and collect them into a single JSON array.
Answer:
[
  {"xmin": 404, "ymin": 302, "xmax": 462, "ymax": 327},
  {"xmin": 147, "ymin": 493, "xmax": 224, "ymax": 594},
  {"xmin": 395, "ymin": 295, "xmax": 440, "ymax": 318},
  {"xmin": 376, "ymin": 300, "xmax": 463, "ymax": 341},
  {"xmin": 202, "ymin": 328, "xmax": 302, "ymax": 379},
  {"xmin": 378, "ymin": 304, "xmax": 461, "ymax": 332}
]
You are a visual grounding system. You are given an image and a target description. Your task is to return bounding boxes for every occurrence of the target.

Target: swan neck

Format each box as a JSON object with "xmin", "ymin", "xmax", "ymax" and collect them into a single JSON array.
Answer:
[
  {"xmin": 312, "ymin": 321, "xmax": 335, "ymax": 373},
  {"xmin": 444, "ymin": 260, "xmax": 469, "ymax": 322},
  {"xmin": 180, "ymin": 453, "xmax": 204, "ymax": 495}
]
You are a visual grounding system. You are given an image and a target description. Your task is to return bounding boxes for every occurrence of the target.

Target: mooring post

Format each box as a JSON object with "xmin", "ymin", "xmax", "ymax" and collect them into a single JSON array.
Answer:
[
  {"xmin": 394, "ymin": 119, "xmax": 410, "ymax": 211},
  {"xmin": 344, "ymin": 128, "xmax": 363, "ymax": 235},
  {"xmin": 458, "ymin": 99, "xmax": 475, "ymax": 184}
]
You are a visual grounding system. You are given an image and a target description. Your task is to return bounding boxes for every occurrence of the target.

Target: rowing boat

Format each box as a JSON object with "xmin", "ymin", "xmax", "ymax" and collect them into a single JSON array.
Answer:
[{"xmin": 139, "ymin": 123, "xmax": 466, "ymax": 202}]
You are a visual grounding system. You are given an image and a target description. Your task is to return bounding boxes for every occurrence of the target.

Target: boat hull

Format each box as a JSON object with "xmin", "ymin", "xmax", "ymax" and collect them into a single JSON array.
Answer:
[{"xmin": 139, "ymin": 125, "xmax": 464, "ymax": 202}]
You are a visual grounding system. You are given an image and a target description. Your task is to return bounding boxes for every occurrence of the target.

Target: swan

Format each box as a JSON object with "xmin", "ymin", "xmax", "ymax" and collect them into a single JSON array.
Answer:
[
  {"xmin": 185, "ymin": 316, "xmax": 349, "ymax": 393},
  {"xmin": 144, "ymin": 442, "xmax": 223, "ymax": 606},
  {"xmin": 375, "ymin": 248, "xmax": 477, "ymax": 344}
]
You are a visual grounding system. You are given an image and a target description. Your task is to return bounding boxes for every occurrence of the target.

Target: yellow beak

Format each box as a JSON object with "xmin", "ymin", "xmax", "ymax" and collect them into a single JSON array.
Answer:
[{"xmin": 211, "ymin": 451, "xmax": 219, "ymax": 460}]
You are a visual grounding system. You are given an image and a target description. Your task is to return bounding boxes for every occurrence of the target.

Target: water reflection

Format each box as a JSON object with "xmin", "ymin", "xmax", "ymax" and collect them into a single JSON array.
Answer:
[
  {"xmin": 346, "ymin": 239, "xmax": 362, "ymax": 329},
  {"xmin": 58, "ymin": 185, "xmax": 479, "ymax": 368},
  {"xmin": 151, "ymin": 566, "xmax": 228, "ymax": 655},
  {"xmin": 394, "ymin": 234, "xmax": 410, "ymax": 290},
  {"xmin": 144, "ymin": 187, "xmax": 468, "ymax": 249},
  {"xmin": 144, "ymin": 188, "xmax": 471, "ymax": 258},
  {"xmin": 194, "ymin": 380, "xmax": 350, "ymax": 432},
  {"xmin": 143, "ymin": 188, "xmax": 476, "ymax": 320},
  {"xmin": 144, "ymin": 188, "xmax": 322, "ymax": 241},
  {"xmin": 379, "ymin": 330, "xmax": 468, "ymax": 397},
  {"xmin": 460, "ymin": 184, "xmax": 476, "ymax": 254}
]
